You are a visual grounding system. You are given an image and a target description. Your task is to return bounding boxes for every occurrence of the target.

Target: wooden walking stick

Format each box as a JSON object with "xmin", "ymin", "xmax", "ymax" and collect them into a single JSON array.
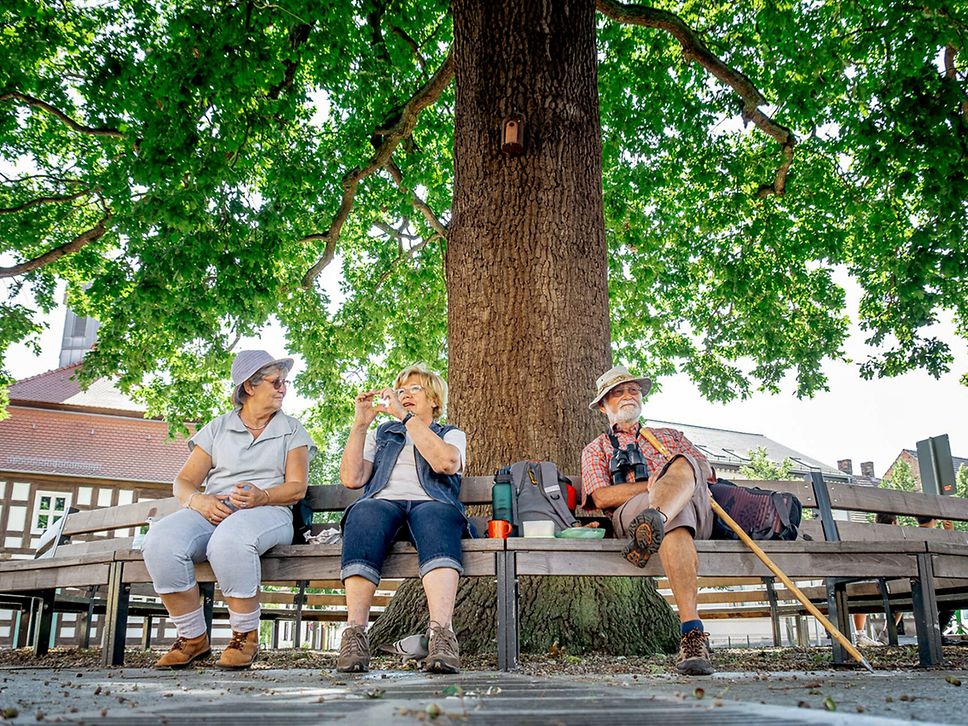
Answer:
[
  {"xmin": 638, "ymin": 429, "xmax": 874, "ymax": 672},
  {"xmin": 708, "ymin": 497, "xmax": 874, "ymax": 673}
]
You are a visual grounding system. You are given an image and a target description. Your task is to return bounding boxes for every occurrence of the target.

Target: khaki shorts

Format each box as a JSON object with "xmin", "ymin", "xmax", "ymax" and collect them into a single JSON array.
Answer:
[{"xmin": 611, "ymin": 453, "xmax": 714, "ymax": 540}]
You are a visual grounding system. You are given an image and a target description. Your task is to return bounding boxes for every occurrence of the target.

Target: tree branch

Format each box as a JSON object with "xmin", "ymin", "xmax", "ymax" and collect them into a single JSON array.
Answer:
[
  {"xmin": 267, "ymin": 23, "xmax": 315, "ymax": 100},
  {"xmin": 0, "ymin": 211, "xmax": 110, "ymax": 278},
  {"xmin": 0, "ymin": 190, "xmax": 90, "ymax": 214},
  {"xmin": 374, "ymin": 231, "xmax": 436, "ymax": 292},
  {"xmin": 390, "ymin": 25, "xmax": 428, "ymax": 73},
  {"xmin": 944, "ymin": 43, "xmax": 968, "ymax": 126},
  {"xmin": 596, "ymin": 0, "xmax": 796, "ymax": 196},
  {"xmin": 0, "ymin": 92, "xmax": 123, "ymax": 138},
  {"xmin": 385, "ymin": 161, "xmax": 449, "ymax": 240},
  {"xmin": 300, "ymin": 50, "xmax": 454, "ymax": 287}
]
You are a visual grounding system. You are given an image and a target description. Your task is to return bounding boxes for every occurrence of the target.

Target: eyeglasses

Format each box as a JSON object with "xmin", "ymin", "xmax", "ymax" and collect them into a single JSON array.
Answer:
[
  {"xmin": 395, "ymin": 384, "xmax": 424, "ymax": 397},
  {"xmin": 265, "ymin": 378, "xmax": 289, "ymax": 391},
  {"xmin": 606, "ymin": 384, "xmax": 642, "ymax": 399}
]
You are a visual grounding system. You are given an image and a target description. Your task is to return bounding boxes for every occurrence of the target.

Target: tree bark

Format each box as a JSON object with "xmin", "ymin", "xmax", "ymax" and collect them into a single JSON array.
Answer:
[
  {"xmin": 372, "ymin": 0, "xmax": 680, "ymax": 657},
  {"xmin": 447, "ymin": 0, "xmax": 611, "ymax": 473}
]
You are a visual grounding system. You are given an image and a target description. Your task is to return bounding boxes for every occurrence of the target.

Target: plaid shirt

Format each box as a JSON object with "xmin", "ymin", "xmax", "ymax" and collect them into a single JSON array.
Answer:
[{"xmin": 580, "ymin": 423, "xmax": 714, "ymax": 509}]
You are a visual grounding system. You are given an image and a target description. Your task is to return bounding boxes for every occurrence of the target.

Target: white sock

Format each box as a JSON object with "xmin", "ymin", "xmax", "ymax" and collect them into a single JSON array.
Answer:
[
  {"xmin": 228, "ymin": 606, "xmax": 261, "ymax": 634},
  {"xmin": 170, "ymin": 606, "xmax": 207, "ymax": 640}
]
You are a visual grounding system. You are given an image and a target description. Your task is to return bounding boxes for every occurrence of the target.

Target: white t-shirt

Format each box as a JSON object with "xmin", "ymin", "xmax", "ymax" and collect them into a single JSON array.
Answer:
[{"xmin": 363, "ymin": 427, "xmax": 467, "ymax": 501}]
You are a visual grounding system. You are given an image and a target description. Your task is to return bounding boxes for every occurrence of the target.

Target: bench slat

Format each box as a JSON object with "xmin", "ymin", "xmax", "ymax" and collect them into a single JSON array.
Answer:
[
  {"xmin": 61, "ymin": 497, "xmax": 180, "ymax": 536},
  {"xmin": 823, "ymin": 481, "xmax": 968, "ymax": 521}
]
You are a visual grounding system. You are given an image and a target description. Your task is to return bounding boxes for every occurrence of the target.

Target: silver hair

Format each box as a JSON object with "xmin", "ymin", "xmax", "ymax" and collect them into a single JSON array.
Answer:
[{"xmin": 233, "ymin": 364, "xmax": 286, "ymax": 408}]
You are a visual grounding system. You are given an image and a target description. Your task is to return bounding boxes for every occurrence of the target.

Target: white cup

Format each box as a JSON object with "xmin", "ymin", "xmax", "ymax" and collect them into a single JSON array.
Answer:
[{"xmin": 522, "ymin": 520, "xmax": 556, "ymax": 538}]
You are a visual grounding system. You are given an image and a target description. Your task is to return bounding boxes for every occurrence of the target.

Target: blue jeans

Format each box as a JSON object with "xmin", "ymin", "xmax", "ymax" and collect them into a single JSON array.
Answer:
[{"xmin": 341, "ymin": 499, "xmax": 465, "ymax": 585}]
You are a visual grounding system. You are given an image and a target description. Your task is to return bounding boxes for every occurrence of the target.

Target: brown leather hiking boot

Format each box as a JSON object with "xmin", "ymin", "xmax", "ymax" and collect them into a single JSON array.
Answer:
[
  {"xmin": 424, "ymin": 622, "xmax": 460, "ymax": 674},
  {"xmin": 622, "ymin": 507, "xmax": 665, "ymax": 568},
  {"xmin": 216, "ymin": 630, "xmax": 259, "ymax": 670},
  {"xmin": 154, "ymin": 633, "xmax": 211, "ymax": 669},
  {"xmin": 336, "ymin": 625, "xmax": 370, "ymax": 673},
  {"xmin": 676, "ymin": 629, "xmax": 714, "ymax": 675}
]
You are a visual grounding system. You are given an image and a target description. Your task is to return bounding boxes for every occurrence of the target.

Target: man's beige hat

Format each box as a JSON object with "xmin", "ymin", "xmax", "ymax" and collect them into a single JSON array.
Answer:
[{"xmin": 588, "ymin": 365, "xmax": 652, "ymax": 409}]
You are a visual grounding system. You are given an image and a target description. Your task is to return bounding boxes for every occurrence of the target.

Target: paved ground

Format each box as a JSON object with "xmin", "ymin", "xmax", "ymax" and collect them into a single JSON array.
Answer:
[{"xmin": 1, "ymin": 664, "xmax": 966, "ymax": 724}]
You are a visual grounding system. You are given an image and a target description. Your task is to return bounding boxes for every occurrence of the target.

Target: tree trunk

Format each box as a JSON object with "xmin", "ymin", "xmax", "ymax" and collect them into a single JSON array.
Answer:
[
  {"xmin": 372, "ymin": 0, "xmax": 679, "ymax": 656},
  {"xmin": 447, "ymin": 0, "xmax": 610, "ymax": 471}
]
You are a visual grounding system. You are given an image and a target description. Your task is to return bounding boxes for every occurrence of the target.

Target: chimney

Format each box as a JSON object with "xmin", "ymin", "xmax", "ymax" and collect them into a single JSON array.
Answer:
[
  {"xmin": 860, "ymin": 461, "xmax": 875, "ymax": 478},
  {"xmin": 837, "ymin": 459, "xmax": 853, "ymax": 475}
]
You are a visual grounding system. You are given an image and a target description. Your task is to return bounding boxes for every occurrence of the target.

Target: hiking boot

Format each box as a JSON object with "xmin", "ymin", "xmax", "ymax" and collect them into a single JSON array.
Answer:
[
  {"xmin": 336, "ymin": 625, "xmax": 370, "ymax": 673},
  {"xmin": 154, "ymin": 633, "xmax": 211, "ymax": 669},
  {"xmin": 676, "ymin": 629, "xmax": 714, "ymax": 675},
  {"xmin": 623, "ymin": 508, "xmax": 665, "ymax": 568},
  {"xmin": 854, "ymin": 631, "xmax": 883, "ymax": 648},
  {"xmin": 217, "ymin": 630, "xmax": 259, "ymax": 670},
  {"xmin": 424, "ymin": 621, "xmax": 460, "ymax": 674}
]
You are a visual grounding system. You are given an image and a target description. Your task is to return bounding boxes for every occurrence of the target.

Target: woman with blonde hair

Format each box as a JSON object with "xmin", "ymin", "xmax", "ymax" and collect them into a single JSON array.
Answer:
[{"xmin": 337, "ymin": 364, "xmax": 471, "ymax": 673}]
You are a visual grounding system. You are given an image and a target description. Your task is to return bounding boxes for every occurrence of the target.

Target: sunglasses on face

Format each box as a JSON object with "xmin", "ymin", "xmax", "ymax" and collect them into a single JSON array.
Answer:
[{"xmin": 265, "ymin": 378, "xmax": 289, "ymax": 391}]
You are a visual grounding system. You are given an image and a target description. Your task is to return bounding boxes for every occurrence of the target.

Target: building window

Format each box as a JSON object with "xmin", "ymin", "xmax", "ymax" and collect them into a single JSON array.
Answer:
[
  {"xmin": 31, "ymin": 491, "xmax": 72, "ymax": 534},
  {"xmin": 71, "ymin": 314, "xmax": 88, "ymax": 338}
]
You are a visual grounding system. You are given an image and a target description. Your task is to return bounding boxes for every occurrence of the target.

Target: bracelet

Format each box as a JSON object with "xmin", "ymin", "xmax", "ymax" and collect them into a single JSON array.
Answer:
[
  {"xmin": 401, "ymin": 411, "xmax": 414, "ymax": 426},
  {"xmin": 185, "ymin": 491, "xmax": 201, "ymax": 511},
  {"xmin": 262, "ymin": 488, "xmax": 270, "ymax": 506}
]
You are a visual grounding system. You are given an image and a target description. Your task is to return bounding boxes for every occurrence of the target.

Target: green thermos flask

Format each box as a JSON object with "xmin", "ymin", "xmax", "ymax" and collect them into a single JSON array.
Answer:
[{"xmin": 491, "ymin": 475, "xmax": 513, "ymax": 524}]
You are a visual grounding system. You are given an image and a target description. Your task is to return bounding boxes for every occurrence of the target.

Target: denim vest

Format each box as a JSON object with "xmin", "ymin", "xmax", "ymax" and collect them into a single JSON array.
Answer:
[{"xmin": 343, "ymin": 419, "xmax": 474, "ymax": 535}]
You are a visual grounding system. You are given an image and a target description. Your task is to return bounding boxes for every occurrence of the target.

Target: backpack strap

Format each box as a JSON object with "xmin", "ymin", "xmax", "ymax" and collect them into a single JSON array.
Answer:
[{"xmin": 537, "ymin": 461, "xmax": 564, "ymax": 501}]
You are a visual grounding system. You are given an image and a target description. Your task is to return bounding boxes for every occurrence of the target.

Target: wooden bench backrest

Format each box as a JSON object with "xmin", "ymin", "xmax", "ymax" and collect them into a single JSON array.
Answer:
[
  {"xmin": 822, "ymin": 480, "xmax": 968, "ymax": 522},
  {"xmin": 38, "ymin": 473, "xmax": 968, "ymax": 557},
  {"xmin": 40, "ymin": 475, "xmax": 812, "ymax": 554}
]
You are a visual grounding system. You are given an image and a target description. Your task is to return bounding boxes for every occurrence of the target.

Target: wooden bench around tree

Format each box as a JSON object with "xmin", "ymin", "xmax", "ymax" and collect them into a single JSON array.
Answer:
[
  {"xmin": 0, "ymin": 479, "xmax": 501, "ymax": 666},
  {"xmin": 498, "ymin": 472, "xmax": 968, "ymax": 669},
  {"xmin": 3, "ymin": 473, "xmax": 968, "ymax": 672}
]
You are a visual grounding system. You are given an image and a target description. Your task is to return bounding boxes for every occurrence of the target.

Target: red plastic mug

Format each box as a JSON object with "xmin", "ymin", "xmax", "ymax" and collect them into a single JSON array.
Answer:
[{"xmin": 488, "ymin": 519, "xmax": 512, "ymax": 538}]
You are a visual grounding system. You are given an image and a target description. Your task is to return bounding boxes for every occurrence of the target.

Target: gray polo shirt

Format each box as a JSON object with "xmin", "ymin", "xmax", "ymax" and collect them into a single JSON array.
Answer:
[{"xmin": 189, "ymin": 410, "xmax": 317, "ymax": 497}]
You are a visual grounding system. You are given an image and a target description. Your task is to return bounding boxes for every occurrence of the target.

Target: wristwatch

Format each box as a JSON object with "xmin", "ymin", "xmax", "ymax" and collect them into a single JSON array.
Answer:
[{"xmin": 401, "ymin": 411, "xmax": 415, "ymax": 425}]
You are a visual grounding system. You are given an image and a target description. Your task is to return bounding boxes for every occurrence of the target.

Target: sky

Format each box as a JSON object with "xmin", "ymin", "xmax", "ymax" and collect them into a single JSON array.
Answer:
[{"xmin": 5, "ymin": 270, "xmax": 966, "ymax": 480}]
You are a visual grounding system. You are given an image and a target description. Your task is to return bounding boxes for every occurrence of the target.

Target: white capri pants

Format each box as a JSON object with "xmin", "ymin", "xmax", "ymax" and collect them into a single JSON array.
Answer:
[{"xmin": 142, "ymin": 505, "xmax": 292, "ymax": 599}]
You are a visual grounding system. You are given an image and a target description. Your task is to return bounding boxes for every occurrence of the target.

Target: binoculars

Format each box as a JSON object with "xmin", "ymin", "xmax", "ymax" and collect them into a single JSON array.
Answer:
[{"xmin": 608, "ymin": 443, "xmax": 650, "ymax": 484}]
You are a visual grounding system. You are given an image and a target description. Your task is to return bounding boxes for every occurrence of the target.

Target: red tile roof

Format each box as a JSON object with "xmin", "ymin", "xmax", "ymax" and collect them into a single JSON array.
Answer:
[
  {"xmin": 0, "ymin": 406, "xmax": 189, "ymax": 483},
  {"xmin": 9, "ymin": 363, "xmax": 143, "ymax": 414}
]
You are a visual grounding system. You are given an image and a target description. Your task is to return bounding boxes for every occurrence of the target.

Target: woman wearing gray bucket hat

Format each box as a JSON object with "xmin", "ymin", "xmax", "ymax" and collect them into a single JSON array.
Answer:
[{"xmin": 142, "ymin": 350, "xmax": 316, "ymax": 671}]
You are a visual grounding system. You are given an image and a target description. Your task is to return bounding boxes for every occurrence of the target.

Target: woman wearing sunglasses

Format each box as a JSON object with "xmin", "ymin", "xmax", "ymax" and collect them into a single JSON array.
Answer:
[
  {"xmin": 142, "ymin": 349, "xmax": 316, "ymax": 670},
  {"xmin": 337, "ymin": 364, "xmax": 470, "ymax": 674}
]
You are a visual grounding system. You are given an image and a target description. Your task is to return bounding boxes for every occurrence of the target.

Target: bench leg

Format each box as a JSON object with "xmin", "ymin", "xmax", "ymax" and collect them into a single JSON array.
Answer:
[
  {"xmin": 764, "ymin": 577, "xmax": 781, "ymax": 646},
  {"xmin": 293, "ymin": 580, "xmax": 307, "ymax": 649},
  {"xmin": 496, "ymin": 551, "xmax": 519, "ymax": 671},
  {"xmin": 911, "ymin": 553, "xmax": 943, "ymax": 666},
  {"xmin": 794, "ymin": 615, "xmax": 809, "ymax": 647},
  {"xmin": 80, "ymin": 586, "xmax": 97, "ymax": 649},
  {"xmin": 878, "ymin": 579, "xmax": 899, "ymax": 646},
  {"xmin": 31, "ymin": 590, "xmax": 55, "ymax": 657},
  {"xmin": 825, "ymin": 579, "xmax": 850, "ymax": 664},
  {"xmin": 12, "ymin": 609, "xmax": 26, "ymax": 649},
  {"xmin": 271, "ymin": 620, "xmax": 279, "ymax": 649},
  {"xmin": 199, "ymin": 582, "xmax": 215, "ymax": 638},
  {"xmin": 102, "ymin": 562, "xmax": 131, "ymax": 667},
  {"xmin": 141, "ymin": 615, "xmax": 153, "ymax": 650}
]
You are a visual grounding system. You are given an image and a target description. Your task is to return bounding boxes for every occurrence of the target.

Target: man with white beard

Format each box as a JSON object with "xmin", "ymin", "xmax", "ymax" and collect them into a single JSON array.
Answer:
[{"xmin": 581, "ymin": 366, "xmax": 716, "ymax": 675}]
